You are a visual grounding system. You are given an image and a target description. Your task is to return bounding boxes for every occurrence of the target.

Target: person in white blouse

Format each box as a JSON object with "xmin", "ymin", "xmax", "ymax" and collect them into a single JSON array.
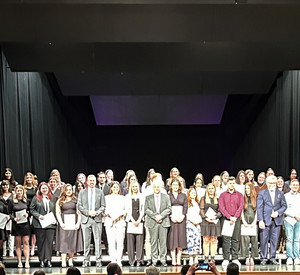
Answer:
[
  {"xmin": 186, "ymin": 187, "xmax": 202, "ymax": 265},
  {"xmin": 105, "ymin": 181, "xmax": 126, "ymax": 266}
]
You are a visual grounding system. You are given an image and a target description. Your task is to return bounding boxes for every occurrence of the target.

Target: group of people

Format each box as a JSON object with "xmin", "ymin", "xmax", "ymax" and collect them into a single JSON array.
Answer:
[{"xmin": 0, "ymin": 166, "xmax": 299, "ymax": 270}]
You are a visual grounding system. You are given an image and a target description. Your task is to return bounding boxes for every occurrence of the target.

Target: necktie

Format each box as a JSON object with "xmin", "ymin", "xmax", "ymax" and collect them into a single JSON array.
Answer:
[
  {"xmin": 156, "ymin": 195, "xmax": 160, "ymax": 214},
  {"xmin": 90, "ymin": 188, "xmax": 93, "ymax": 211}
]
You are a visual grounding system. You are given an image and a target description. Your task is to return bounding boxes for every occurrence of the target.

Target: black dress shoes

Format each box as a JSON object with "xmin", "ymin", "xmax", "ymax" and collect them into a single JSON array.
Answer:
[{"xmin": 40, "ymin": 261, "xmax": 44, "ymax": 268}]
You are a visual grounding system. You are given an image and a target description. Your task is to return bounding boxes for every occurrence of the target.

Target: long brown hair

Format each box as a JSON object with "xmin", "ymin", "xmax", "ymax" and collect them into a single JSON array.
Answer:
[
  {"xmin": 58, "ymin": 184, "xmax": 77, "ymax": 207},
  {"xmin": 187, "ymin": 187, "xmax": 199, "ymax": 207},
  {"xmin": 244, "ymin": 182, "xmax": 257, "ymax": 210}
]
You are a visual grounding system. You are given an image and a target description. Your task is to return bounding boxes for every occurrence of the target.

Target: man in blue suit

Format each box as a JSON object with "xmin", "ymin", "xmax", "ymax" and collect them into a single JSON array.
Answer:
[{"xmin": 257, "ymin": 175, "xmax": 287, "ymax": 265}]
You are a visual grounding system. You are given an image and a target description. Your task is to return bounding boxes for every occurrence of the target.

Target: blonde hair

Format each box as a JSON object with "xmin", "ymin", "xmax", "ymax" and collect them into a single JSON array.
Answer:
[
  {"xmin": 205, "ymin": 183, "xmax": 217, "ymax": 204},
  {"xmin": 13, "ymin": 185, "xmax": 27, "ymax": 203}
]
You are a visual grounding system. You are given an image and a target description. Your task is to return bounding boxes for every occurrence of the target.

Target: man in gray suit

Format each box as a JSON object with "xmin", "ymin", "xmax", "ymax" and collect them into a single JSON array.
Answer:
[
  {"xmin": 145, "ymin": 174, "xmax": 171, "ymax": 266},
  {"xmin": 78, "ymin": 174, "xmax": 106, "ymax": 267}
]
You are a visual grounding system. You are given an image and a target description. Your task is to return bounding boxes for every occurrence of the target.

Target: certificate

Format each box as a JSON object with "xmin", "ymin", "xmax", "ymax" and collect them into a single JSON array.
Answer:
[
  {"xmin": 241, "ymin": 224, "xmax": 257, "ymax": 236},
  {"xmin": 39, "ymin": 212, "xmax": 57, "ymax": 228},
  {"xmin": 221, "ymin": 220, "xmax": 235, "ymax": 237},
  {"xmin": 205, "ymin": 207, "xmax": 218, "ymax": 224},
  {"xmin": 127, "ymin": 222, "xmax": 143, "ymax": 234},
  {"xmin": 16, "ymin": 209, "xmax": 27, "ymax": 224},
  {"xmin": 64, "ymin": 214, "xmax": 76, "ymax": 230},
  {"xmin": 171, "ymin": 206, "xmax": 183, "ymax": 220},
  {"xmin": 0, "ymin": 213, "xmax": 8, "ymax": 229}
]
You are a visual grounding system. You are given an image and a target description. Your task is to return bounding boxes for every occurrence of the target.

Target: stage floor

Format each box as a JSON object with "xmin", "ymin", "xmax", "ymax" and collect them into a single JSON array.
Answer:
[{"xmin": 2, "ymin": 255, "xmax": 300, "ymax": 275}]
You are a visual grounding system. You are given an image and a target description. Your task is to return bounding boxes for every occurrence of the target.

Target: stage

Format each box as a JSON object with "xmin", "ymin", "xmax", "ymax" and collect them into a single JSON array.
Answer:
[{"xmin": 2, "ymin": 255, "xmax": 300, "ymax": 275}]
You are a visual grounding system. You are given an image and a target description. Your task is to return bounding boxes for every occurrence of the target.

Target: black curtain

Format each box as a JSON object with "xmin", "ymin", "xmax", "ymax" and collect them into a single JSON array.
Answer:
[
  {"xmin": 0, "ymin": 51, "xmax": 89, "ymax": 183},
  {"xmin": 232, "ymin": 71, "xmax": 300, "ymax": 179}
]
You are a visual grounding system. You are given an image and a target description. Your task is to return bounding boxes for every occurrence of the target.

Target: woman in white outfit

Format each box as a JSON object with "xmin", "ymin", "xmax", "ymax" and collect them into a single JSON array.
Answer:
[{"xmin": 105, "ymin": 181, "xmax": 126, "ymax": 266}]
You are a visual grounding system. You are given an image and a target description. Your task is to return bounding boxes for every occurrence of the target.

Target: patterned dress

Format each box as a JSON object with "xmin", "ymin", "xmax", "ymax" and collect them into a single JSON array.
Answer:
[{"xmin": 186, "ymin": 200, "xmax": 202, "ymax": 254}]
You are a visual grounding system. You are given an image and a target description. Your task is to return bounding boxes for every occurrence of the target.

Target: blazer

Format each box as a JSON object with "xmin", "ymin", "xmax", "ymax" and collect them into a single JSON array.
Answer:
[
  {"xmin": 144, "ymin": 193, "xmax": 171, "ymax": 229},
  {"xmin": 30, "ymin": 196, "xmax": 56, "ymax": 229},
  {"xmin": 257, "ymin": 188, "xmax": 287, "ymax": 226},
  {"xmin": 77, "ymin": 187, "xmax": 105, "ymax": 224}
]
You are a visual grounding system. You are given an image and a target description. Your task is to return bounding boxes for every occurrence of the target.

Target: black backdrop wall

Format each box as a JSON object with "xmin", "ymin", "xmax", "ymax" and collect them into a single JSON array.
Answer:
[
  {"xmin": 1, "ymin": 49, "xmax": 299, "ymax": 185},
  {"xmin": 232, "ymin": 71, "xmax": 300, "ymax": 178},
  {"xmin": 0, "ymin": 51, "xmax": 89, "ymax": 183}
]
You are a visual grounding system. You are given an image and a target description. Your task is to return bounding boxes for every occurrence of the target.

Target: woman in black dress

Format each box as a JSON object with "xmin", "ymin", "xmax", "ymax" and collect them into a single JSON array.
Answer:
[
  {"xmin": 23, "ymin": 172, "xmax": 38, "ymax": 256},
  {"xmin": 0, "ymin": 181, "xmax": 11, "ymax": 263},
  {"xmin": 56, "ymin": 184, "xmax": 83, "ymax": 267},
  {"xmin": 8, "ymin": 185, "xmax": 30, "ymax": 268},
  {"xmin": 30, "ymin": 182, "xmax": 56, "ymax": 268},
  {"xmin": 168, "ymin": 178, "xmax": 188, "ymax": 266},
  {"xmin": 200, "ymin": 183, "xmax": 222, "ymax": 263}
]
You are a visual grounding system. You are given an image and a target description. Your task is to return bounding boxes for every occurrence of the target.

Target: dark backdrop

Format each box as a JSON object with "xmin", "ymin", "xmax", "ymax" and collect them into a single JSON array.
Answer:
[{"xmin": 1, "ymin": 50, "xmax": 299, "ymax": 186}]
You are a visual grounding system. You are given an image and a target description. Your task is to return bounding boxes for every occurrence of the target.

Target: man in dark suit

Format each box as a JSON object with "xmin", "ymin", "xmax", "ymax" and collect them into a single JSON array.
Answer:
[
  {"xmin": 144, "ymin": 173, "xmax": 171, "ymax": 266},
  {"xmin": 78, "ymin": 174, "xmax": 106, "ymax": 267},
  {"xmin": 257, "ymin": 175, "xmax": 287, "ymax": 265},
  {"xmin": 97, "ymin": 171, "xmax": 111, "ymax": 196}
]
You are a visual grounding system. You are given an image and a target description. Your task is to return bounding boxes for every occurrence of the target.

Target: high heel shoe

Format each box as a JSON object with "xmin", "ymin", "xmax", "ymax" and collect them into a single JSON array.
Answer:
[
  {"xmin": 25, "ymin": 262, "xmax": 30, "ymax": 269},
  {"xmin": 18, "ymin": 263, "xmax": 23, "ymax": 268}
]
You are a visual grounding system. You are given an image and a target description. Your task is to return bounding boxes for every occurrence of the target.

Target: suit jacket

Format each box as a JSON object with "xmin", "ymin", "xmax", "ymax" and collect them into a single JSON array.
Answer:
[
  {"xmin": 77, "ymin": 187, "xmax": 105, "ymax": 224},
  {"xmin": 257, "ymin": 188, "xmax": 287, "ymax": 226},
  {"xmin": 96, "ymin": 183, "xmax": 111, "ymax": 196},
  {"xmin": 30, "ymin": 196, "xmax": 56, "ymax": 229},
  {"xmin": 144, "ymin": 193, "xmax": 171, "ymax": 228}
]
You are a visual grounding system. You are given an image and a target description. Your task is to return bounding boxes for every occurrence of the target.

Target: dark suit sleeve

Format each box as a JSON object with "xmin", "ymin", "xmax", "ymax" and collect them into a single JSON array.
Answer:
[
  {"xmin": 257, "ymin": 192, "xmax": 264, "ymax": 222},
  {"xmin": 77, "ymin": 191, "xmax": 88, "ymax": 217},
  {"xmin": 145, "ymin": 195, "xmax": 156, "ymax": 219},
  {"xmin": 160, "ymin": 194, "xmax": 171, "ymax": 219},
  {"xmin": 30, "ymin": 197, "xmax": 41, "ymax": 219},
  {"xmin": 277, "ymin": 191, "xmax": 287, "ymax": 216},
  {"xmin": 96, "ymin": 190, "xmax": 105, "ymax": 216}
]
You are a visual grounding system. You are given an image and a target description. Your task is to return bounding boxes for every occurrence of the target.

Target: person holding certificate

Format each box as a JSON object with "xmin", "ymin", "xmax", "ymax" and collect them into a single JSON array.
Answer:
[
  {"xmin": 105, "ymin": 181, "xmax": 126, "ymax": 266},
  {"xmin": 30, "ymin": 182, "xmax": 56, "ymax": 268},
  {"xmin": 168, "ymin": 178, "xmax": 188, "ymax": 266},
  {"xmin": 186, "ymin": 187, "xmax": 202, "ymax": 265},
  {"xmin": 200, "ymin": 183, "xmax": 222, "ymax": 263},
  {"xmin": 125, "ymin": 179, "xmax": 145, "ymax": 267},
  {"xmin": 8, "ymin": 185, "xmax": 30, "ymax": 268},
  {"xmin": 219, "ymin": 177, "xmax": 244, "ymax": 270},
  {"xmin": 56, "ymin": 184, "xmax": 83, "ymax": 267},
  {"xmin": 0, "ymin": 181, "xmax": 12, "ymax": 260},
  {"xmin": 240, "ymin": 182, "xmax": 258, "ymax": 264}
]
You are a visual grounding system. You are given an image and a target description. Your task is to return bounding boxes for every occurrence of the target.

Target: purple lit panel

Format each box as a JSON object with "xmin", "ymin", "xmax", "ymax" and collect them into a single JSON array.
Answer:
[{"xmin": 90, "ymin": 95, "xmax": 227, "ymax": 126}]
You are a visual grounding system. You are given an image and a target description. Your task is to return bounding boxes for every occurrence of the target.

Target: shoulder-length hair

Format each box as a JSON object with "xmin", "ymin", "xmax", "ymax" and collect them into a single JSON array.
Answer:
[
  {"xmin": 13, "ymin": 185, "xmax": 27, "ymax": 203},
  {"xmin": 36, "ymin": 182, "xmax": 53, "ymax": 202},
  {"xmin": 205, "ymin": 183, "xmax": 217, "ymax": 204},
  {"xmin": 58, "ymin": 184, "xmax": 77, "ymax": 207},
  {"xmin": 75, "ymin": 173, "xmax": 86, "ymax": 185},
  {"xmin": 169, "ymin": 178, "xmax": 182, "ymax": 194},
  {"xmin": 244, "ymin": 182, "xmax": 257, "ymax": 210},
  {"xmin": 109, "ymin": 181, "xmax": 122, "ymax": 195},
  {"xmin": 2, "ymin": 168, "xmax": 16, "ymax": 185},
  {"xmin": 187, "ymin": 187, "xmax": 199, "ymax": 207},
  {"xmin": 122, "ymin": 170, "xmax": 135, "ymax": 183},
  {"xmin": 0, "ymin": 180, "xmax": 10, "ymax": 196},
  {"xmin": 145, "ymin": 168, "xmax": 155, "ymax": 187},
  {"xmin": 245, "ymin": 169, "xmax": 254, "ymax": 183},
  {"xmin": 24, "ymin": 172, "xmax": 38, "ymax": 189},
  {"xmin": 236, "ymin": 170, "xmax": 246, "ymax": 185},
  {"xmin": 128, "ymin": 180, "xmax": 141, "ymax": 196}
]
